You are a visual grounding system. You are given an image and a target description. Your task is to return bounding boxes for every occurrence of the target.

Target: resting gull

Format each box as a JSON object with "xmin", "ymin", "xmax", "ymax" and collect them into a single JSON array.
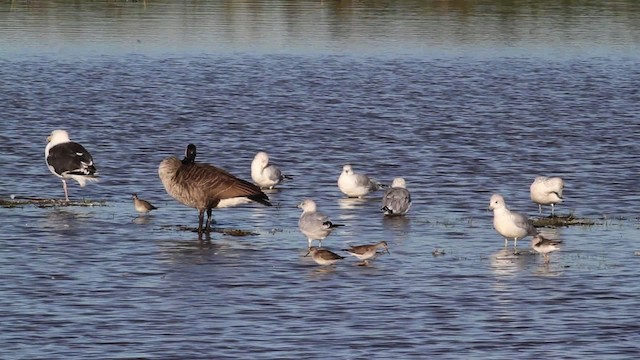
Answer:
[
  {"xmin": 381, "ymin": 177, "xmax": 411, "ymax": 216},
  {"xmin": 489, "ymin": 193, "xmax": 538, "ymax": 251},
  {"xmin": 45, "ymin": 129, "xmax": 98, "ymax": 202},
  {"xmin": 337, "ymin": 164, "xmax": 386, "ymax": 198},
  {"xmin": 530, "ymin": 176, "xmax": 564, "ymax": 216},
  {"xmin": 250, "ymin": 151, "xmax": 292, "ymax": 189},
  {"xmin": 298, "ymin": 198, "xmax": 344, "ymax": 248}
]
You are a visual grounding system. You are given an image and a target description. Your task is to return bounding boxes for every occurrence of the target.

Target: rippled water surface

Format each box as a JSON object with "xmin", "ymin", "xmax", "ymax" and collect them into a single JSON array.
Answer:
[{"xmin": 1, "ymin": 1, "xmax": 640, "ymax": 359}]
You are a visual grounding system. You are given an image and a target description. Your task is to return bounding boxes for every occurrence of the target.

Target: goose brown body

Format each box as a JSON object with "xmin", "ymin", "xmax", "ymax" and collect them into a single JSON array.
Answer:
[{"xmin": 158, "ymin": 145, "xmax": 271, "ymax": 236}]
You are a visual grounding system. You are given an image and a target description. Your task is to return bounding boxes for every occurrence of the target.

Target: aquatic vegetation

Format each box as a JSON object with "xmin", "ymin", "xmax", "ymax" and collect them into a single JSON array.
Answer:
[
  {"xmin": 1, "ymin": 197, "xmax": 107, "ymax": 208},
  {"xmin": 165, "ymin": 225, "xmax": 259, "ymax": 236},
  {"xmin": 532, "ymin": 214, "xmax": 596, "ymax": 228}
]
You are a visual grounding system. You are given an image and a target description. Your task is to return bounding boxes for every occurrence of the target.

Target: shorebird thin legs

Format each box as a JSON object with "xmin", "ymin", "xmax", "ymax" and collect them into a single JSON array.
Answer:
[{"xmin": 538, "ymin": 204, "xmax": 543, "ymax": 216}]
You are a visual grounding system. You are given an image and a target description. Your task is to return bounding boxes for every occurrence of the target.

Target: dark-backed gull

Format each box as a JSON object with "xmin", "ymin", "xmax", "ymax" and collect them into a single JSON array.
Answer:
[{"xmin": 45, "ymin": 129, "xmax": 98, "ymax": 201}]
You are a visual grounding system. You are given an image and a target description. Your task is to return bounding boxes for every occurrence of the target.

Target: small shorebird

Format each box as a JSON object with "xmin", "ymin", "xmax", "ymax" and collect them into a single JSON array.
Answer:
[
  {"xmin": 489, "ymin": 193, "xmax": 538, "ymax": 252},
  {"xmin": 304, "ymin": 247, "xmax": 344, "ymax": 266},
  {"xmin": 298, "ymin": 199, "xmax": 344, "ymax": 248},
  {"xmin": 342, "ymin": 241, "xmax": 389, "ymax": 264},
  {"xmin": 337, "ymin": 164, "xmax": 386, "ymax": 198},
  {"xmin": 381, "ymin": 177, "xmax": 411, "ymax": 216},
  {"xmin": 530, "ymin": 176, "xmax": 564, "ymax": 216},
  {"xmin": 45, "ymin": 129, "xmax": 98, "ymax": 201},
  {"xmin": 132, "ymin": 193, "xmax": 157, "ymax": 213},
  {"xmin": 250, "ymin": 151, "xmax": 292, "ymax": 189},
  {"xmin": 531, "ymin": 235, "xmax": 562, "ymax": 264}
]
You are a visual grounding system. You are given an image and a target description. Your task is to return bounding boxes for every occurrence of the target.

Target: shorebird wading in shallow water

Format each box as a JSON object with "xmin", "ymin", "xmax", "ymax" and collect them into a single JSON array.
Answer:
[
  {"xmin": 342, "ymin": 241, "xmax": 390, "ymax": 264},
  {"xmin": 305, "ymin": 247, "xmax": 345, "ymax": 266},
  {"xmin": 489, "ymin": 193, "xmax": 538, "ymax": 252},
  {"xmin": 45, "ymin": 129, "xmax": 98, "ymax": 202},
  {"xmin": 158, "ymin": 144, "xmax": 272, "ymax": 237},
  {"xmin": 132, "ymin": 193, "xmax": 157, "ymax": 214},
  {"xmin": 530, "ymin": 176, "xmax": 564, "ymax": 216},
  {"xmin": 531, "ymin": 235, "xmax": 562, "ymax": 264}
]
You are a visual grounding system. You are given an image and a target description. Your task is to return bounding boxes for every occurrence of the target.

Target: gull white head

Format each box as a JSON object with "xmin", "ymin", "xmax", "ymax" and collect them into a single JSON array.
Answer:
[
  {"xmin": 342, "ymin": 164, "xmax": 354, "ymax": 175},
  {"xmin": 253, "ymin": 151, "xmax": 270, "ymax": 166},
  {"xmin": 47, "ymin": 129, "xmax": 70, "ymax": 146},
  {"xmin": 391, "ymin": 177, "xmax": 406, "ymax": 188},
  {"xmin": 298, "ymin": 199, "xmax": 317, "ymax": 213},
  {"xmin": 489, "ymin": 193, "xmax": 506, "ymax": 210}
]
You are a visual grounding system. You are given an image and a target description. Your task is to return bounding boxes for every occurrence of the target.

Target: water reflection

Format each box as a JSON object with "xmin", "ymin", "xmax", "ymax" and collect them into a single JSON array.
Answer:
[
  {"xmin": 337, "ymin": 197, "xmax": 368, "ymax": 210},
  {"xmin": 132, "ymin": 214, "xmax": 152, "ymax": 225},
  {"xmin": 382, "ymin": 215, "xmax": 411, "ymax": 232},
  {"xmin": 532, "ymin": 263, "xmax": 565, "ymax": 277},
  {"xmin": 2, "ymin": 0, "xmax": 639, "ymax": 57},
  {"xmin": 490, "ymin": 248, "xmax": 528, "ymax": 277},
  {"xmin": 43, "ymin": 208, "xmax": 95, "ymax": 232}
]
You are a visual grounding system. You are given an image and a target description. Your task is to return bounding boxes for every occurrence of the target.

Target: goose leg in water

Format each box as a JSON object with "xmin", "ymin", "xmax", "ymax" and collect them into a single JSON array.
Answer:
[
  {"xmin": 205, "ymin": 207, "xmax": 213, "ymax": 234},
  {"xmin": 198, "ymin": 209, "xmax": 205, "ymax": 235}
]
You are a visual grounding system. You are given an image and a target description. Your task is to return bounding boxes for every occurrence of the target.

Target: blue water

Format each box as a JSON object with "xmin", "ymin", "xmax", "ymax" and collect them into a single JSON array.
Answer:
[{"xmin": 1, "ymin": 1, "xmax": 640, "ymax": 359}]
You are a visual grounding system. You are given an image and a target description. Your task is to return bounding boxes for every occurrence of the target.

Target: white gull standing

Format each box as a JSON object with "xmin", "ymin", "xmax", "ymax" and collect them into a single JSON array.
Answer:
[
  {"xmin": 250, "ymin": 151, "xmax": 292, "ymax": 189},
  {"xmin": 298, "ymin": 199, "xmax": 344, "ymax": 248},
  {"xmin": 530, "ymin": 176, "xmax": 564, "ymax": 216},
  {"xmin": 45, "ymin": 129, "xmax": 98, "ymax": 201},
  {"xmin": 381, "ymin": 177, "xmax": 411, "ymax": 216},
  {"xmin": 489, "ymin": 193, "xmax": 538, "ymax": 251},
  {"xmin": 337, "ymin": 164, "xmax": 386, "ymax": 198}
]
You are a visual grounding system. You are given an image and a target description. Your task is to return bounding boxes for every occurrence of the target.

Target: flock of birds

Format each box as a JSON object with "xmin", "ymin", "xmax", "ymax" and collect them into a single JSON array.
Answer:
[{"xmin": 44, "ymin": 129, "xmax": 565, "ymax": 266}]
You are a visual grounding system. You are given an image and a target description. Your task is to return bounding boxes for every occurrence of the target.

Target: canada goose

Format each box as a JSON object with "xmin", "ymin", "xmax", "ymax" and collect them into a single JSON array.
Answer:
[
  {"xmin": 489, "ymin": 193, "xmax": 538, "ymax": 251},
  {"xmin": 158, "ymin": 144, "xmax": 271, "ymax": 236},
  {"xmin": 45, "ymin": 129, "xmax": 98, "ymax": 201},
  {"xmin": 337, "ymin": 164, "xmax": 386, "ymax": 198},
  {"xmin": 250, "ymin": 151, "xmax": 292, "ymax": 189},
  {"xmin": 132, "ymin": 193, "xmax": 157, "ymax": 213},
  {"xmin": 381, "ymin": 177, "xmax": 411, "ymax": 216},
  {"xmin": 530, "ymin": 176, "xmax": 564, "ymax": 216}
]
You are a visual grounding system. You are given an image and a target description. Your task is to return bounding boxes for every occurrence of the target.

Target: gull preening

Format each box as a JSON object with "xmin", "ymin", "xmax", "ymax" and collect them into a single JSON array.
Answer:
[
  {"xmin": 304, "ymin": 247, "xmax": 344, "ymax": 266},
  {"xmin": 250, "ymin": 151, "xmax": 292, "ymax": 189},
  {"xmin": 132, "ymin": 193, "xmax": 157, "ymax": 213},
  {"xmin": 342, "ymin": 241, "xmax": 389, "ymax": 264},
  {"xmin": 337, "ymin": 164, "xmax": 386, "ymax": 198},
  {"xmin": 381, "ymin": 177, "xmax": 411, "ymax": 216},
  {"xmin": 298, "ymin": 198, "xmax": 344, "ymax": 248},
  {"xmin": 531, "ymin": 235, "xmax": 562, "ymax": 264},
  {"xmin": 489, "ymin": 193, "xmax": 538, "ymax": 251},
  {"xmin": 530, "ymin": 176, "xmax": 564, "ymax": 216},
  {"xmin": 158, "ymin": 144, "xmax": 272, "ymax": 237},
  {"xmin": 45, "ymin": 129, "xmax": 98, "ymax": 201}
]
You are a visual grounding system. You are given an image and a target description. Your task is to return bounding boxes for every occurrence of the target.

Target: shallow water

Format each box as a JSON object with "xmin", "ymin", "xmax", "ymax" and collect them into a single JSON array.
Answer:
[{"xmin": 1, "ymin": 1, "xmax": 640, "ymax": 359}]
